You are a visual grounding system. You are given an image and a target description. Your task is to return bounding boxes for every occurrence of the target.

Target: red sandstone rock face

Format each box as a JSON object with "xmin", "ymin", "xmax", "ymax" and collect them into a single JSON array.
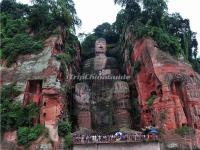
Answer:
[
  {"xmin": 131, "ymin": 38, "xmax": 200, "ymax": 146},
  {"xmin": 113, "ymin": 81, "xmax": 131, "ymax": 128},
  {"xmin": 3, "ymin": 131, "xmax": 16, "ymax": 142},
  {"xmin": 77, "ymin": 111, "xmax": 91, "ymax": 129},
  {"xmin": 1, "ymin": 33, "xmax": 81, "ymax": 144}
]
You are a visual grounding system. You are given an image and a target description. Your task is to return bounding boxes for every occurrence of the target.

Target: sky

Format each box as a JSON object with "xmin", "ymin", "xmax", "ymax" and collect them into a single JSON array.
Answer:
[{"xmin": 17, "ymin": 0, "xmax": 200, "ymax": 56}]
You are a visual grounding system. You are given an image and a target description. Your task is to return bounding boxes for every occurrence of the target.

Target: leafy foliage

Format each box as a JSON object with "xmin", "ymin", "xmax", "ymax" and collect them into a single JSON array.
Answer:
[
  {"xmin": 0, "ymin": 11, "xmax": 43, "ymax": 65},
  {"xmin": 112, "ymin": 10, "xmax": 126, "ymax": 35},
  {"xmin": 147, "ymin": 95, "xmax": 157, "ymax": 106},
  {"xmin": 17, "ymin": 103, "xmax": 40, "ymax": 127},
  {"xmin": 56, "ymin": 53, "xmax": 73, "ymax": 65},
  {"xmin": 56, "ymin": 32, "xmax": 79, "ymax": 68},
  {"xmin": 192, "ymin": 57, "xmax": 200, "ymax": 73},
  {"xmin": 81, "ymin": 22, "xmax": 120, "ymax": 60},
  {"xmin": 81, "ymin": 34, "xmax": 97, "ymax": 59},
  {"xmin": 0, "ymin": 0, "xmax": 29, "ymax": 19},
  {"xmin": 58, "ymin": 121, "xmax": 72, "ymax": 148},
  {"xmin": 114, "ymin": 0, "xmax": 199, "ymax": 72},
  {"xmin": 93, "ymin": 22, "xmax": 119, "ymax": 44},
  {"xmin": 131, "ymin": 60, "xmax": 141, "ymax": 77},
  {"xmin": 64, "ymin": 133, "xmax": 73, "ymax": 148},
  {"xmin": 0, "ymin": 83, "xmax": 21, "ymax": 100},
  {"xmin": 129, "ymin": 98, "xmax": 140, "ymax": 127},
  {"xmin": 29, "ymin": 0, "xmax": 81, "ymax": 33},
  {"xmin": 58, "ymin": 121, "xmax": 72, "ymax": 137},
  {"xmin": 160, "ymin": 110, "xmax": 166, "ymax": 124},
  {"xmin": 17, "ymin": 125, "xmax": 45, "ymax": 145},
  {"xmin": 175, "ymin": 126, "xmax": 195, "ymax": 137},
  {"xmin": 0, "ymin": 100, "xmax": 39, "ymax": 134},
  {"xmin": 0, "ymin": 84, "xmax": 39, "ymax": 134},
  {"xmin": 0, "ymin": 0, "xmax": 80, "ymax": 66}
]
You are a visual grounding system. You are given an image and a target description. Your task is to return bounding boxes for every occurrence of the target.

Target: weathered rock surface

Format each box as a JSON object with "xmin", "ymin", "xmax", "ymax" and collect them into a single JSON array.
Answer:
[
  {"xmin": 74, "ymin": 38, "xmax": 131, "ymax": 132},
  {"xmin": 1, "ymin": 32, "xmax": 81, "ymax": 146},
  {"xmin": 113, "ymin": 81, "xmax": 131, "ymax": 128},
  {"xmin": 75, "ymin": 83, "xmax": 91, "ymax": 129},
  {"xmin": 131, "ymin": 38, "xmax": 200, "ymax": 146}
]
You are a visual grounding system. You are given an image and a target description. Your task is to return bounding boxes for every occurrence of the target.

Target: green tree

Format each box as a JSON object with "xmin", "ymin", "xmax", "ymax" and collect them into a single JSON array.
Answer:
[
  {"xmin": 114, "ymin": 0, "xmax": 140, "ymax": 7},
  {"xmin": 94, "ymin": 22, "xmax": 112, "ymax": 37},
  {"xmin": 0, "ymin": 0, "xmax": 80, "ymax": 66},
  {"xmin": 142, "ymin": 0, "xmax": 167, "ymax": 26},
  {"xmin": 0, "ymin": 1, "xmax": 43, "ymax": 66},
  {"xmin": 0, "ymin": 83, "xmax": 21, "ymax": 100},
  {"xmin": 114, "ymin": 0, "xmax": 199, "ymax": 72},
  {"xmin": 64, "ymin": 133, "xmax": 73, "ymax": 148},
  {"xmin": 0, "ymin": 100, "xmax": 39, "ymax": 134},
  {"xmin": 29, "ymin": 0, "xmax": 81, "ymax": 33},
  {"xmin": 112, "ymin": 9, "xmax": 126, "ymax": 35},
  {"xmin": 0, "ymin": 84, "xmax": 39, "ymax": 134},
  {"xmin": 94, "ymin": 22, "xmax": 119, "ymax": 44},
  {"xmin": 58, "ymin": 121, "xmax": 72, "ymax": 137},
  {"xmin": 0, "ymin": 99, "xmax": 22, "ymax": 133},
  {"xmin": 17, "ymin": 103, "xmax": 39, "ymax": 127},
  {"xmin": 81, "ymin": 34, "xmax": 97, "ymax": 59},
  {"xmin": 17, "ymin": 125, "xmax": 44, "ymax": 145},
  {"xmin": 0, "ymin": 0, "xmax": 29, "ymax": 19}
]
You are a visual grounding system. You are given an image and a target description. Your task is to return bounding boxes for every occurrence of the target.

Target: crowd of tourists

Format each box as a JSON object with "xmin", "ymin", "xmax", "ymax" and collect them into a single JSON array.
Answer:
[{"xmin": 73, "ymin": 133, "xmax": 159, "ymax": 144}]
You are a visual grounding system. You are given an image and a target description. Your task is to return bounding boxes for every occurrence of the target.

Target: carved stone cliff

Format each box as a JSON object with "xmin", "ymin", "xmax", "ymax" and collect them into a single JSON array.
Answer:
[
  {"xmin": 130, "ymin": 38, "xmax": 200, "ymax": 146},
  {"xmin": 74, "ymin": 38, "xmax": 131, "ymax": 133},
  {"xmin": 1, "ymin": 31, "xmax": 81, "ymax": 149}
]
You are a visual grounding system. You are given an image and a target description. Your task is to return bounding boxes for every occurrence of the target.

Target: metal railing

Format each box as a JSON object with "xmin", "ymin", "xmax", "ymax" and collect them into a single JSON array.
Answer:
[{"xmin": 73, "ymin": 134, "xmax": 159, "ymax": 145}]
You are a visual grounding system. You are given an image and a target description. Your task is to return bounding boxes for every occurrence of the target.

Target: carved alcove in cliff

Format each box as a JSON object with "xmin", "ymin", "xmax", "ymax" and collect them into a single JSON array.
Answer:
[{"xmin": 23, "ymin": 79, "xmax": 43, "ymax": 105}]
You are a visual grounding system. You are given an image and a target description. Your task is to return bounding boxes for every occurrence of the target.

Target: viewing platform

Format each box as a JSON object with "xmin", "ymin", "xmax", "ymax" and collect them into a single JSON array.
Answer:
[{"xmin": 73, "ymin": 134, "xmax": 159, "ymax": 145}]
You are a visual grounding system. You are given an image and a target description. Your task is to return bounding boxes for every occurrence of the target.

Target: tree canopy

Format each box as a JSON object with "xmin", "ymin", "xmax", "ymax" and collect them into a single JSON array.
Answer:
[
  {"xmin": 81, "ymin": 22, "xmax": 120, "ymax": 60},
  {"xmin": 0, "ymin": 84, "xmax": 39, "ymax": 135},
  {"xmin": 114, "ymin": 0, "xmax": 199, "ymax": 72},
  {"xmin": 0, "ymin": 0, "xmax": 80, "ymax": 66}
]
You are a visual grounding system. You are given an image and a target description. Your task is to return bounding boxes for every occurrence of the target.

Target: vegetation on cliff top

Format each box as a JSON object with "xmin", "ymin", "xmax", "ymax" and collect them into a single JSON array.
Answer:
[
  {"xmin": 81, "ymin": 0, "xmax": 199, "ymax": 73},
  {"xmin": 113, "ymin": 0, "xmax": 199, "ymax": 72},
  {"xmin": 81, "ymin": 22, "xmax": 119, "ymax": 60},
  {"xmin": 0, "ymin": 0, "xmax": 81, "ymax": 66}
]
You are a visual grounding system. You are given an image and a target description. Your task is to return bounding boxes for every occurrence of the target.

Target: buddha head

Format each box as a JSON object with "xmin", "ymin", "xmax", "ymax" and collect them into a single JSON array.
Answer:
[{"xmin": 95, "ymin": 38, "xmax": 107, "ymax": 56}]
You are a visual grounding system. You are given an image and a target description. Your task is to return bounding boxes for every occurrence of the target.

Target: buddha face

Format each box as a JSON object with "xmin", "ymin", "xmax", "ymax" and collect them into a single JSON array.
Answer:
[{"xmin": 95, "ymin": 38, "xmax": 107, "ymax": 55}]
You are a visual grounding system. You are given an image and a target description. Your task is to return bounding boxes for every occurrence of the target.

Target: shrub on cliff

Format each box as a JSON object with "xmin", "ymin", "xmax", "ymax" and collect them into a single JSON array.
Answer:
[
  {"xmin": 131, "ymin": 60, "xmax": 141, "ymax": 77},
  {"xmin": 175, "ymin": 126, "xmax": 195, "ymax": 137},
  {"xmin": 17, "ymin": 125, "xmax": 45, "ymax": 145},
  {"xmin": 147, "ymin": 95, "xmax": 157, "ymax": 107},
  {"xmin": 58, "ymin": 121, "xmax": 72, "ymax": 148},
  {"xmin": 58, "ymin": 121, "xmax": 72, "ymax": 137},
  {"xmin": 0, "ymin": 83, "xmax": 21, "ymax": 100},
  {"xmin": 0, "ymin": 100, "xmax": 39, "ymax": 134},
  {"xmin": 56, "ymin": 53, "xmax": 73, "ymax": 65},
  {"xmin": 0, "ymin": 84, "xmax": 39, "ymax": 134},
  {"xmin": 64, "ymin": 133, "xmax": 73, "ymax": 148}
]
